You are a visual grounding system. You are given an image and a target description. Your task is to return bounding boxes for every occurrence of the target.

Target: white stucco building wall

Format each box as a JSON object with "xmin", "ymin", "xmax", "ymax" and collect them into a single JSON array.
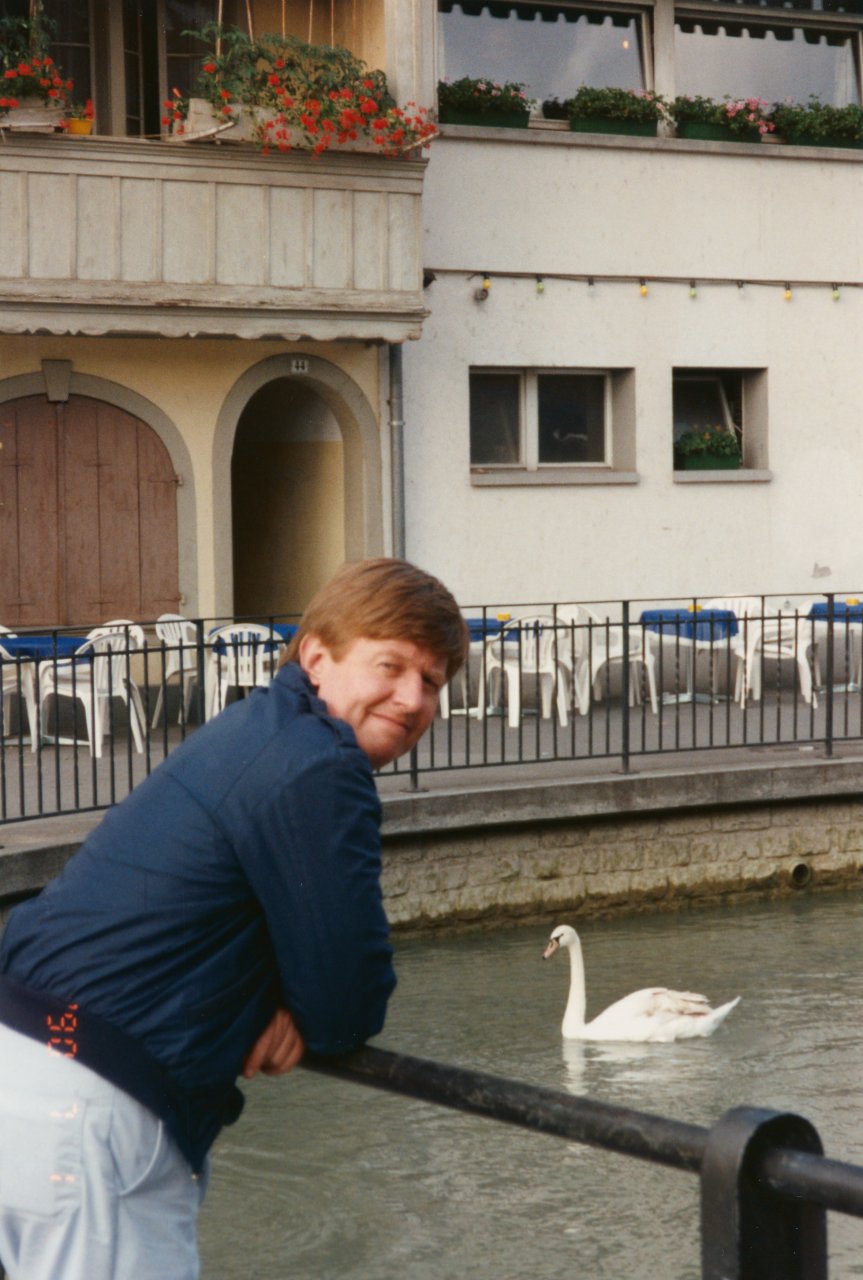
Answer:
[{"xmin": 401, "ymin": 128, "xmax": 863, "ymax": 607}]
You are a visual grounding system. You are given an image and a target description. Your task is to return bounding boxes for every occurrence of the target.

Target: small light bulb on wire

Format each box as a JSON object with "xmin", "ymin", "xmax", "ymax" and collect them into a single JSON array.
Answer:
[
  {"xmin": 536, "ymin": 276, "xmax": 545, "ymax": 295},
  {"xmin": 832, "ymin": 284, "xmax": 841, "ymax": 302},
  {"xmin": 784, "ymin": 283, "xmax": 792, "ymax": 302},
  {"xmin": 482, "ymin": 274, "xmax": 491, "ymax": 292},
  {"xmin": 639, "ymin": 279, "xmax": 648, "ymax": 298},
  {"xmin": 689, "ymin": 280, "xmax": 697, "ymax": 300}
]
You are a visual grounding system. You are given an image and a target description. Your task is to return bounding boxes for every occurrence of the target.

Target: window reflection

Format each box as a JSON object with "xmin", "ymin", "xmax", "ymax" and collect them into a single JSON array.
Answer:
[
  {"xmin": 470, "ymin": 373, "xmax": 522, "ymax": 466},
  {"xmin": 675, "ymin": 21, "xmax": 859, "ymax": 105},
  {"xmin": 538, "ymin": 374, "xmax": 605, "ymax": 464},
  {"xmin": 439, "ymin": 2, "xmax": 645, "ymax": 103}
]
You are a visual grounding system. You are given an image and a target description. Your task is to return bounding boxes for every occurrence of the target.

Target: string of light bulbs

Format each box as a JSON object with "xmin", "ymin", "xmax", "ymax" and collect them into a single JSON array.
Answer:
[{"xmin": 440, "ymin": 269, "xmax": 853, "ymax": 302}]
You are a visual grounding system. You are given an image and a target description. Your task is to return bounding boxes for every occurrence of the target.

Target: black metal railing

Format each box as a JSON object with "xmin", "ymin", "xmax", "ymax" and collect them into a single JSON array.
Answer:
[
  {"xmin": 306, "ymin": 1045, "xmax": 863, "ymax": 1279},
  {"xmin": 2, "ymin": 591, "xmax": 863, "ymax": 821}
]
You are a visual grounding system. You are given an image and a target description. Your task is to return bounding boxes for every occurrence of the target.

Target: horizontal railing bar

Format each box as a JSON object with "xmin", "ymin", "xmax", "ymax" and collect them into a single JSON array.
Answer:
[
  {"xmin": 305, "ymin": 1046, "xmax": 863, "ymax": 1220},
  {"xmin": 305, "ymin": 1045, "xmax": 707, "ymax": 1171},
  {"xmin": 762, "ymin": 1148, "xmax": 863, "ymax": 1217}
]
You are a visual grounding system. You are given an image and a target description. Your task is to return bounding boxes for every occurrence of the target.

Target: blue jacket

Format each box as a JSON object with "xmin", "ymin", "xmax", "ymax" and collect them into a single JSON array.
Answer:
[{"xmin": 0, "ymin": 663, "xmax": 396, "ymax": 1171}]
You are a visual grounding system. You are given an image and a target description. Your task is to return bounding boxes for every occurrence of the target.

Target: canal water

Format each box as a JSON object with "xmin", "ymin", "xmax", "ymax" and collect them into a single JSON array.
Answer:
[{"xmin": 199, "ymin": 891, "xmax": 863, "ymax": 1279}]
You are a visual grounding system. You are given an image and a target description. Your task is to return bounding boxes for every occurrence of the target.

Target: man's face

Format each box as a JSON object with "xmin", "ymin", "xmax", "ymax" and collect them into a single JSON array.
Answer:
[{"xmin": 300, "ymin": 634, "xmax": 447, "ymax": 768}]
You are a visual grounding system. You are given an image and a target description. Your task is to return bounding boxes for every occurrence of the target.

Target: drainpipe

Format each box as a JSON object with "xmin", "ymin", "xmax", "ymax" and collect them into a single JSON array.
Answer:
[{"xmin": 389, "ymin": 343, "xmax": 406, "ymax": 558}]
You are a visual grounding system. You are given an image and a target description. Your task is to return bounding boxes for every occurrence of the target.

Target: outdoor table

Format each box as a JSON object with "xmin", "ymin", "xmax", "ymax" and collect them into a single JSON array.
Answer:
[
  {"xmin": 0, "ymin": 634, "xmax": 88, "ymax": 661},
  {"xmin": 807, "ymin": 600, "xmax": 863, "ymax": 691},
  {"xmin": 640, "ymin": 608, "xmax": 738, "ymax": 704}
]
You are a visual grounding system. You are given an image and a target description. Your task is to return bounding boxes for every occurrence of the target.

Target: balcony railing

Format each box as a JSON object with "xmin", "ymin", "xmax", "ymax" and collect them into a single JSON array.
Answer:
[
  {"xmin": 0, "ymin": 134, "xmax": 427, "ymax": 342},
  {"xmin": 1, "ymin": 592, "xmax": 862, "ymax": 823}
]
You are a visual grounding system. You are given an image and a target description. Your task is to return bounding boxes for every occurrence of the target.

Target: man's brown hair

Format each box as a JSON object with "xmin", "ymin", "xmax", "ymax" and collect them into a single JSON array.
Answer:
[{"xmin": 280, "ymin": 558, "xmax": 469, "ymax": 680}]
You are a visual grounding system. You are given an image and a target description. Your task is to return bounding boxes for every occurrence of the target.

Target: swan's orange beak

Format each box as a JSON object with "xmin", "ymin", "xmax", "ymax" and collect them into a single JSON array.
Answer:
[{"xmin": 543, "ymin": 937, "xmax": 559, "ymax": 959}]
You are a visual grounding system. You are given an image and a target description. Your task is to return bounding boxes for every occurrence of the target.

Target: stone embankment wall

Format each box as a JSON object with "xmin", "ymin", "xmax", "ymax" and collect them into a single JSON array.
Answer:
[{"xmin": 380, "ymin": 763, "xmax": 863, "ymax": 934}]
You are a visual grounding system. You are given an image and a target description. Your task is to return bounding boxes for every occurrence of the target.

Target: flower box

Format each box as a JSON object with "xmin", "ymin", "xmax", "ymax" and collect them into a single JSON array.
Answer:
[
  {"xmin": 1, "ymin": 96, "xmax": 63, "ymax": 132},
  {"xmin": 570, "ymin": 116, "xmax": 657, "ymax": 138},
  {"xmin": 677, "ymin": 121, "xmax": 760, "ymax": 144},
  {"xmin": 785, "ymin": 129, "xmax": 862, "ymax": 149},
  {"xmin": 676, "ymin": 455, "xmax": 741, "ymax": 471},
  {"xmin": 439, "ymin": 106, "xmax": 529, "ymax": 129}
]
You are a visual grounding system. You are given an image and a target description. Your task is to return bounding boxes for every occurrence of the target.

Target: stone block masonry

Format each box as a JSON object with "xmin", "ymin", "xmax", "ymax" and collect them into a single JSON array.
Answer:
[{"xmin": 379, "ymin": 760, "xmax": 863, "ymax": 934}]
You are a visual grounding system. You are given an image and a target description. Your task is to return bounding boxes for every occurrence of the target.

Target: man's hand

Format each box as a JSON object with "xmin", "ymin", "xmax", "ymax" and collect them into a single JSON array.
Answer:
[{"xmin": 242, "ymin": 1006, "xmax": 306, "ymax": 1079}]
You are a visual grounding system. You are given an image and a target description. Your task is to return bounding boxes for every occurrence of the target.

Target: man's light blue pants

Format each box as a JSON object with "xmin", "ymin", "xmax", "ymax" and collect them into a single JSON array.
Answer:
[{"xmin": 0, "ymin": 1024, "xmax": 207, "ymax": 1279}]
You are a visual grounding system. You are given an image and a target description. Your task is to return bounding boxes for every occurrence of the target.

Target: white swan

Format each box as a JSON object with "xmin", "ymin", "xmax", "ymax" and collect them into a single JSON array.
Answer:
[{"xmin": 543, "ymin": 924, "xmax": 740, "ymax": 1043}]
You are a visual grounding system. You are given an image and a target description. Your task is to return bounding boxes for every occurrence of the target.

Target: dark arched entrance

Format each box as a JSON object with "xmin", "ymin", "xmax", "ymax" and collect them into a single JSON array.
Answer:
[{"xmin": 231, "ymin": 378, "xmax": 345, "ymax": 618}]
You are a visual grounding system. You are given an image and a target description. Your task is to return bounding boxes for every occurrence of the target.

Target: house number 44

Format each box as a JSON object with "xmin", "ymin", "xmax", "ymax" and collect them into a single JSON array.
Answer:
[{"xmin": 291, "ymin": 358, "xmax": 310, "ymax": 375}]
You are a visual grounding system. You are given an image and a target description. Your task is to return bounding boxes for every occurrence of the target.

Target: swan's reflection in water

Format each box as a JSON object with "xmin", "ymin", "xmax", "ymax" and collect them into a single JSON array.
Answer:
[
  {"xmin": 561, "ymin": 1038, "xmax": 661, "ymax": 1095},
  {"xmin": 561, "ymin": 1038, "xmax": 586, "ymax": 1094}
]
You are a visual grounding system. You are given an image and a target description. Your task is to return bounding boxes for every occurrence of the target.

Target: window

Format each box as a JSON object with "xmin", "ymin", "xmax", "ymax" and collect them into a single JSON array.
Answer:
[
  {"xmin": 438, "ymin": 1, "xmax": 649, "ymax": 105},
  {"xmin": 672, "ymin": 367, "xmax": 768, "ymax": 473},
  {"xmin": 675, "ymin": 17, "xmax": 859, "ymax": 105},
  {"xmin": 469, "ymin": 368, "xmax": 639, "ymax": 485}
]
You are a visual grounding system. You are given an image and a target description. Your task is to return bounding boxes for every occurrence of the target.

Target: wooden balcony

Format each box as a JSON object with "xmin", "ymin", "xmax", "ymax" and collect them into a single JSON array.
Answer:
[{"xmin": 0, "ymin": 134, "xmax": 427, "ymax": 342}]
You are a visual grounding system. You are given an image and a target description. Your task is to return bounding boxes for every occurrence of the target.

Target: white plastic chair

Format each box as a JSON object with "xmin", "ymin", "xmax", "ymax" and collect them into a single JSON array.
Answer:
[
  {"xmin": 151, "ymin": 614, "xmax": 200, "ymax": 727},
  {"xmin": 206, "ymin": 623, "xmax": 279, "ymax": 719},
  {"xmin": 700, "ymin": 596, "xmax": 765, "ymax": 703},
  {"xmin": 37, "ymin": 623, "xmax": 147, "ymax": 756},
  {"xmin": 0, "ymin": 631, "xmax": 38, "ymax": 750},
  {"xmin": 558, "ymin": 605, "xmax": 658, "ymax": 715},
  {"xmin": 736, "ymin": 603, "xmax": 820, "ymax": 707},
  {"xmin": 483, "ymin": 614, "xmax": 570, "ymax": 728}
]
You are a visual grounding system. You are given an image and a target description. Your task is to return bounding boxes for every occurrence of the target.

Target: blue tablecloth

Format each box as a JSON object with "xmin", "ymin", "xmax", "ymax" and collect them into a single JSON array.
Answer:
[
  {"xmin": 640, "ymin": 609, "xmax": 738, "ymax": 642},
  {"xmin": 465, "ymin": 617, "xmax": 515, "ymax": 642},
  {"xmin": 808, "ymin": 601, "xmax": 863, "ymax": 623},
  {"xmin": 0, "ymin": 634, "xmax": 88, "ymax": 661}
]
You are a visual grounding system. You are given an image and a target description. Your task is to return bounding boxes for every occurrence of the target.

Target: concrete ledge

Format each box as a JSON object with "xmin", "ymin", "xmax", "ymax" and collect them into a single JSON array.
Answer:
[{"xmin": 380, "ymin": 756, "xmax": 863, "ymax": 836}]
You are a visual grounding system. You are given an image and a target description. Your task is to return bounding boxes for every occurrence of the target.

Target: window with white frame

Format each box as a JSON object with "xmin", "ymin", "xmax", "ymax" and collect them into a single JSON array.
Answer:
[
  {"xmin": 438, "ymin": 1, "xmax": 650, "ymax": 104},
  {"xmin": 470, "ymin": 369, "xmax": 610, "ymax": 469}
]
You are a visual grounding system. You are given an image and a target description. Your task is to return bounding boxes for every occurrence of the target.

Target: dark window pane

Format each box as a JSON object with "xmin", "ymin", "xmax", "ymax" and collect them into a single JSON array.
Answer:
[
  {"xmin": 673, "ymin": 376, "xmax": 727, "ymax": 439},
  {"xmin": 675, "ymin": 22, "xmax": 858, "ymax": 105},
  {"xmin": 538, "ymin": 374, "xmax": 606, "ymax": 464},
  {"xmin": 470, "ymin": 373, "xmax": 521, "ymax": 466},
  {"xmin": 439, "ymin": 3, "xmax": 645, "ymax": 103},
  {"xmin": 42, "ymin": 0, "xmax": 88, "ymax": 44}
]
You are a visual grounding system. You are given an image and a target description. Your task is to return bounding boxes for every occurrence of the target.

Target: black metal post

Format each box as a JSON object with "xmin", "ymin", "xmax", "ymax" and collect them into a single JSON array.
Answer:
[
  {"xmin": 621, "ymin": 600, "xmax": 630, "ymax": 773},
  {"xmin": 824, "ymin": 593, "xmax": 834, "ymax": 758},
  {"xmin": 195, "ymin": 618, "xmax": 207, "ymax": 725},
  {"xmin": 701, "ymin": 1106, "xmax": 827, "ymax": 1280}
]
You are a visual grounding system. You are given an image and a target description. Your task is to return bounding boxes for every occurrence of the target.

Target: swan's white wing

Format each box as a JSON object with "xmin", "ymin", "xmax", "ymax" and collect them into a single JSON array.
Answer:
[{"xmin": 583, "ymin": 988, "xmax": 737, "ymax": 1041}]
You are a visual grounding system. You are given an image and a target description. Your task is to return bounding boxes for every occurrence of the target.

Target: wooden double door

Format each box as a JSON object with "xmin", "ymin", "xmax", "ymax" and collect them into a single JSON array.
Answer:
[{"xmin": 0, "ymin": 395, "xmax": 180, "ymax": 628}]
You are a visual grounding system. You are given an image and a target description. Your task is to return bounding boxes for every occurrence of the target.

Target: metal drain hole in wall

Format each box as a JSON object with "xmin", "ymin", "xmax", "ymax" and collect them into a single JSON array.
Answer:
[{"xmin": 790, "ymin": 861, "xmax": 812, "ymax": 889}]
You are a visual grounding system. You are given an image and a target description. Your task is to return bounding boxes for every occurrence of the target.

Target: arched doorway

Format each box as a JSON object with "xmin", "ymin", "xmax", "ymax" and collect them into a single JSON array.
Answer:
[
  {"xmin": 232, "ymin": 378, "xmax": 345, "ymax": 618},
  {"xmin": 0, "ymin": 394, "xmax": 181, "ymax": 627}
]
